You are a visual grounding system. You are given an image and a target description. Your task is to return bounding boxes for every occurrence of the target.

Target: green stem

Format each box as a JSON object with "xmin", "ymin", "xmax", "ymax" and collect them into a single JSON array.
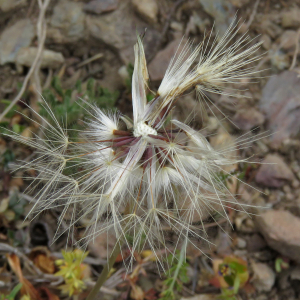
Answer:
[
  {"xmin": 86, "ymin": 242, "xmax": 122, "ymax": 300},
  {"xmin": 169, "ymin": 237, "xmax": 187, "ymax": 291}
]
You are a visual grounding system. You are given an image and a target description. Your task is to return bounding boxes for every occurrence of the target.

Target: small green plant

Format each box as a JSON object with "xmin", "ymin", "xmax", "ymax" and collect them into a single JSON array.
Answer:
[
  {"xmin": 160, "ymin": 239, "xmax": 189, "ymax": 300},
  {"xmin": 125, "ymin": 63, "xmax": 134, "ymax": 91},
  {"xmin": 0, "ymin": 149, "xmax": 15, "ymax": 171},
  {"xmin": 275, "ymin": 257, "xmax": 289, "ymax": 273},
  {"xmin": 41, "ymin": 76, "xmax": 119, "ymax": 133},
  {"xmin": 216, "ymin": 256, "xmax": 249, "ymax": 300},
  {"xmin": 0, "ymin": 283, "xmax": 22, "ymax": 300},
  {"xmin": 55, "ymin": 249, "xmax": 89, "ymax": 296}
]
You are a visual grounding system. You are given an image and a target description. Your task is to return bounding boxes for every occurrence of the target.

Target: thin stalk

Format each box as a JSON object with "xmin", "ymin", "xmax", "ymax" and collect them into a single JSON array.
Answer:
[
  {"xmin": 160, "ymin": 236, "xmax": 188, "ymax": 299},
  {"xmin": 86, "ymin": 242, "xmax": 122, "ymax": 300},
  {"xmin": 168, "ymin": 236, "xmax": 187, "ymax": 291}
]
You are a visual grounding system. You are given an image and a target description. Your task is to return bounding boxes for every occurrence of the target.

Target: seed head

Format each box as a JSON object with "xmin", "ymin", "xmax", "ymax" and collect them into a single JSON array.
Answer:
[{"xmin": 5, "ymin": 20, "xmax": 262, "ymax": 267}]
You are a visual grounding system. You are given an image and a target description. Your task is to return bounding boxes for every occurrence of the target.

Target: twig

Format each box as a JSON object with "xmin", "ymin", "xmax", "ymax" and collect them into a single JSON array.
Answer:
[
  {"xmin": 289, "ymin": 28, "xmax": 300, "ymax": 70},
  {"xmin": 76, "ymin": 53, "xmax": 104, "ymax": 69},
  {"xmin": 0, "ymin": 242, "xmax": 113, "ymax": 291},
  {"xmin": 204, "ymin": 217, "xmax": 227, "ymax": 229},
  {"xmin": 0, "ymin": 243, "xmax": 43, "ymax": 276},
  {"xmin": 0, "ymin": 0, "xmax": 51, "ymax": 122},
  {"xmin": 82, "ymin": 67, "xmax": 103, "ymax": 81},
  {"xmin": 245, "ymin": 0, "xmax": 260, "ymax": 31}
]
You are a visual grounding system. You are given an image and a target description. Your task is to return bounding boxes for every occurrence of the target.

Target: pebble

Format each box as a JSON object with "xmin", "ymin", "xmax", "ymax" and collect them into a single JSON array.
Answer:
[
  {"xmin": 86, "ymin": 1, "xmax": 160, "ymax": 63},
  {"xmin": 255, "ymin": 210, "xmax": 300, "ymax": 262},
  {"xmin": 259, "ymin": 71, "xmax": 300, "ymax": 147},
  {"xmin": 148, "ymin": 38, "xmax": 187, "ymax": 81},
  {"xmin": 132, "ymin": 0, "xmax": 158, "ymax": 24},
  {"xmin": 170, "ymin": 21, "xmax": 184, "ymax": 33},
  {"xmin": 255, "ymin": 154, "xmax": 295, "ymax": 188},
  {"xmin": 260, "ymin": 34, "xmax": 272, "ymax": 50},
  {"xmin": 269, "ymin": 49, "xmax": 289, "ymax": 70},
  {"xmin": 118, "ymin": 65, "xmax": 130, "ymax": 84},
  {"xmin": 246, "ymin": 234, "xmax": 267, "ymax": 252},
  {"xmin": 0, "ymin": 19, "xmax": 34, "ymax": 65},
  {"xmin": 251, "ymin": 261, "xmax": 275, "ymax": 292},
  {"xmin": 279, "ymin": 30, "xmax": 299, "ymax": 51},
  {"xmin": 49, "ymin": 0, "xmax": 86, "ymax": 43},
  {"xmin": 236, "ymin": 237, "xmax": 247, "ymax": 249},
  {"xmin": 282, "ymin": 9, "xmax": 300, "ymax": 28},
  {"xmin": 16, "ymin": 47, "xmax": 64, "ymax": 69}
]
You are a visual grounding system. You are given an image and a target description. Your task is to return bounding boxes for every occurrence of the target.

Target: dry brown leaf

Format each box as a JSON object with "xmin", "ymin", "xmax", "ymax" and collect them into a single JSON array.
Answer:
[
  {"xmin": 34, "ymin": 254, "xmax": 55, "ymax": 274},
  {"xmin": 6, "ymin": 253, "xmax": 41, "ymax": 300},
  {"xmin": 29, "ymin": 248, "xmax": 56, "ymax": 274},
  {"xmin": 130, "ymin": 284, "xmax": 144, "ymax": 300}
]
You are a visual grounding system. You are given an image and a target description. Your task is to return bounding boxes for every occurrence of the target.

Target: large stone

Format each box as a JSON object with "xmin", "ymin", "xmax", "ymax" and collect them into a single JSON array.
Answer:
[
  {"xmin": 48, "ymin": 0, "xmax": 85, "ymax": 43},
  {"xmin": 255, "ymin": 154, "xmax": 295, "ymax": 188},
  {"xmin": 148, "ymin": 38, "xmax": 187, "ymax": 81},
  {"xmin": 256, "ymin": 210, "xmax": 300, "ymax": 262},
  {"xmin": 259, "ymin": 71, "xmax": 300, "ymax": 147},
  {"xmin": 251, "ymin": 262, "xmax": 275, "ymax": 292},
  {"xmin": 16, "ymin": 47, "xmax": 64, "ymax": 69},
  {"xmin": 0, "ymin": 19, "xmax": 34, "ymax": 65},
  {"xmin": 86, "ymin": 0, "xmax": 160, "ymax": 63},
  {"xmin": 232, "ymin": 107, "xmax": 265, "ymax": 131},
  {"xmin": 0, "ymin": 0, "xmax": 27, "ymax": 12},
  {"xmin": 199, "ymin": 0, "xmax": 236, "ymax": 37},
  {"xmin": 132, "ymin": 0, "xmax": 158, "ymax": 24}
]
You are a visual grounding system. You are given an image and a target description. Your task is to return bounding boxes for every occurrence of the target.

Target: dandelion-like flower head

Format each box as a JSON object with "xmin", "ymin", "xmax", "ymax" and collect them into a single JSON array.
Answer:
[{"xmin": 8, "ymin": 21, "xmax": 262, "ymax": 266}]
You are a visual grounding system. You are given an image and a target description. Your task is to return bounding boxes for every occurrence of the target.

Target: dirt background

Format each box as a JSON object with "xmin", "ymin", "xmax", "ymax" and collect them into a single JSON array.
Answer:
[{"xmin": 1, "ymin": 0, "xmax": 300, "ymax": 299}]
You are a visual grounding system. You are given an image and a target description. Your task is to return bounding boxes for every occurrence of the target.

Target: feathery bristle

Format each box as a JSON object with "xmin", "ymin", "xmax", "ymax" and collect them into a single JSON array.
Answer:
[{"xmin": 4, "ymin": 19, "xmax": 263, "ymax": 268}]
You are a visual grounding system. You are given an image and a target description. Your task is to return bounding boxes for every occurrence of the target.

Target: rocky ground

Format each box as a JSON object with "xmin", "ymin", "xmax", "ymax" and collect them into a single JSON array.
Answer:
[{"xmin": 1, "ymin": 0, "xmax": 300, "ymax": 299}]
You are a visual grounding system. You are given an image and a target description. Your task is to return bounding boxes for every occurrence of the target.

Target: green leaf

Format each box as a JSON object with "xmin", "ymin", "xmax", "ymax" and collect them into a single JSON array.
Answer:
[
  {"xmin": 0, "ymin": 99, "xmax": 19, "ymax": 118},
  {"xmin": 75, "ymin": 80, "xmax": 82, "ymax": 93},
  {"xmin": 228, "ymin": 261, "xmax": 246, "ymax": 274},
  {"xmin": 51, "ymin": 76, "xmax": 64, "ymax": 96},
  {"xmin": 224, "ymin": 275, "xmax": 235, "ymax": 287},
  {"xmin": 125, "ymin": 63, "xmax": 134, "ymax": 91},
  {"xmin": 233, "ymin": 275, "xmax": 240, "ymax": 294},
  {"xmin": 147, "ymin": 93, "xmax": 155, "ymax": 102},
  {"xmin": 8, "ymin": 283, "xmax": 22, "ymax": 299}
]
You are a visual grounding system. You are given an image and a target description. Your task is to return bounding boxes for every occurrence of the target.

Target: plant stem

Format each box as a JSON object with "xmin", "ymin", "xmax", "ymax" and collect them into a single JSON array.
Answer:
[
  {"xmin": 86, "ymin": 242, "xmax": 122, "ymax": 300},
  {"xmin": 169, "ymin": 236, "xmax": 187, "ymax": 291}
]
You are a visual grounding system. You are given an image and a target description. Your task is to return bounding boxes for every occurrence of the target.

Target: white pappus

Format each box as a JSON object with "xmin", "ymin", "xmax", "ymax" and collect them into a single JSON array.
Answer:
[{"xmin": 6, "ymin": 20, "xmax": 263, "ymax": 267}]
